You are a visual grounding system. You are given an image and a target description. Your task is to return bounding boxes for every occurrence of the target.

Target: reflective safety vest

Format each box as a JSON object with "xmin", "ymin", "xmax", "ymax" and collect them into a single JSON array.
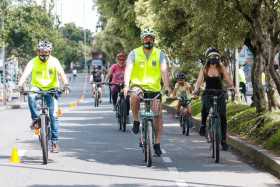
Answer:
[
  {"xmin": 31, "ymin": 56, "xmax": 59, "ymax": 90},
  {"xmin": 130, "ymin": 46, "xmax": 161, "ymax": 92}
]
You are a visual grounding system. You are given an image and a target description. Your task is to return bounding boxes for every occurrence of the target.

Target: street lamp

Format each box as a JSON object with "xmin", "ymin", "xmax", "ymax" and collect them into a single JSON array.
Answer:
[{"xmin": 0, "ymin": 1, "xmax": 7, "ymax": 105}]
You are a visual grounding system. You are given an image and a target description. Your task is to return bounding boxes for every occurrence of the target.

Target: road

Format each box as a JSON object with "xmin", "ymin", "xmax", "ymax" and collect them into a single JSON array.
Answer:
[{"xmin": 0, "ymin": 73, "xmax": 279, "ymax": 187}]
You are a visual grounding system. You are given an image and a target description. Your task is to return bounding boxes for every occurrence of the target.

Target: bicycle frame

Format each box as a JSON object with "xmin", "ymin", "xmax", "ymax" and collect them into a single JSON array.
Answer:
[
  {"xmin": 24, "ymin": 89, "xmax": 62, "ymax": 164},
  {"xmin": 129, "ymin": 88, "xmax": 161, "ymax": 167},
  {"xmin": 204, "ymin": 89, "xmax": 226, "ymax": 163},
  {"xmin": 177, "ymin": 96, "xmax": 192, "ymax": 136}
]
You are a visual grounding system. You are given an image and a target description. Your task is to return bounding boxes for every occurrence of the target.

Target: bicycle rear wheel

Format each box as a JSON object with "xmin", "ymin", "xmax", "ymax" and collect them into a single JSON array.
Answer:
[{"xmin": 39, "ymin": 114, "xmax": 48, "ymax": 164}]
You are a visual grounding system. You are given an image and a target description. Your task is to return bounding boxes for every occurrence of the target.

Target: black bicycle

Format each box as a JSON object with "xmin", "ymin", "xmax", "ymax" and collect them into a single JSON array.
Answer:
[
  {"xmin": 24, "ymin": 89, "xmax": 63, "ymax": 164},
  {"xmin": 110, "ymin": 83, "xmax": 128, "ymax": 132},
  {"xmin": 91, "ymin": 82, "xmax": 102, "ymax": 107},
  {"xmin": 177, "ymin": 96, "xmax": 193, "ymax": 136},
  {"xmin": 203, "ymin": 89, "xmax": 227, "ymax": 163}
]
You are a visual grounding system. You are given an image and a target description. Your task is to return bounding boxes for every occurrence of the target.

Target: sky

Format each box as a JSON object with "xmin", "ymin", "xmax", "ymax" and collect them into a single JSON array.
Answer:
[{"xmin": 36, "ymin": 0, "xmax": 99, "ymax": 32}]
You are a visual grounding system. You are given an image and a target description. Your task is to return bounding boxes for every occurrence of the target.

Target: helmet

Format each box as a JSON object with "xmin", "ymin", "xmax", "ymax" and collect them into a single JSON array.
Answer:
[
  {"xmin": 117, "ymin": 51, "xmax": 127, "ymax": 58},
  {"xmin": 37, "ymin": 40, "xmax": 53, "ymax": 52},
  {"xmin": 205, "ymin": 47, "xmax": 221, "ymax": 59},
  {"xmin": 140, "ymin": 28, "xmax": 156, "ymax": 40},
  {"xmin": 176, "ymin": 72, "xmax": 186, "ymax": 80}
]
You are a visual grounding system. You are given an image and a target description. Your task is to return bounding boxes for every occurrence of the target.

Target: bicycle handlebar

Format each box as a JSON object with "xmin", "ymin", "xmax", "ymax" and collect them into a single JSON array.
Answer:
[
  {"xmin": 128, "ymin": 90, "xmax": 161, "ymax": 101},
  {"xmin": 23, "ymin": 88, "xmax": 64, "ymax": 96}
]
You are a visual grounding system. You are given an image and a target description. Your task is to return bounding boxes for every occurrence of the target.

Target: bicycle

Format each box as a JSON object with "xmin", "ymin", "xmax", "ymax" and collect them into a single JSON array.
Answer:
[
  {"xmin": 91, "ymin": 82, "xmax": 102, "ymax": 107},
  {"xmin": 177, "ymin": 96, "xmax": 193, "ymax": 136},
  {"xmin": 109, "ymin": 83, "xmax": 128, "ymax": 132},
  {"xmin": 130, "ymin": 89, "xmax": 161, "ymax": 167},
  {"xmin": 23, "ymin": 89, "xmax": 63, "ymax": 164},
  {"xmin": 203, "ymin": 89, "xmax": 227, "ymax": 163}
]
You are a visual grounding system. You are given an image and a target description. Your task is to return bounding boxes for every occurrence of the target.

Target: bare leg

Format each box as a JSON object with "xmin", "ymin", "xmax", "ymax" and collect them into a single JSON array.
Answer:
[{"xmin": 130, "ymin": 94, "xmax": 140, "ymax": 122}]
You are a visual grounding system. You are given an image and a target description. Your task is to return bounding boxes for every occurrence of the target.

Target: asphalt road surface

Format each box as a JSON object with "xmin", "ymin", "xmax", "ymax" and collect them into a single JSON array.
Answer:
[{"xmin": 0, "ymin": 73, "xmax": 279, "ymax": 187}]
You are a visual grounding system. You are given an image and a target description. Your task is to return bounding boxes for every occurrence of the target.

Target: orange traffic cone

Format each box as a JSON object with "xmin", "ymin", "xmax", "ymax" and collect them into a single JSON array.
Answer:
[
  {"xmin": 10, "ymin": 147, "xmax": 21, "ymax": 163},
  {"xmin": 57, "ymin": 107, "xmax": 63, "ymax": 117}
]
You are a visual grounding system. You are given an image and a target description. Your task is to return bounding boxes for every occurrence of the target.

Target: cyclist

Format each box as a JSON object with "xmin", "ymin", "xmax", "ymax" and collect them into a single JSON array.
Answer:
[
  {"xmin": 172, "ymin": 72, "xmax": 192, "ymax": 118},
  {"xmin": 18, "ymin": 40, "xmax": 69, "ymax": 153},
  {"xmin": 105, "ymin": 51, "xmax": 130, "ymax": 115},
  {"xmin": 193, "ymin": 47, "xmax": 234, "ymax": 151},
  {"xmin": 72, "ymin": 68, "xmax": 77, "ymax": 80},
  {"xmin": 90, "ymin": 65, "xmax": 103, "ymax": 102},
  {"xmin": 124, "ymin": 28, "xmax": 172, "ymax": 156}
]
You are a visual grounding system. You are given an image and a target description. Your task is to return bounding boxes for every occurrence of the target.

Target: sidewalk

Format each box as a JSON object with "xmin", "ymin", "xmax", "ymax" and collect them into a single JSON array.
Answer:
[{"xmin": 163, "ymin": 103, "xmax": 280, "ymax": 179}]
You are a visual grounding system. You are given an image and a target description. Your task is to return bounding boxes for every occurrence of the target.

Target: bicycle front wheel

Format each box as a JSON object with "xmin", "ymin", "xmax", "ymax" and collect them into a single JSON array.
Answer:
[
  {"xmin": 40, "ymin": 114, "xmax": 49, "ymax": 164},
  {"xmin": 181, "ymin": 116, "xmax": 186, "ymax": 135},
  {"xmin": 185, "ymin": 115, "xmax": 191, "ymax": 136},
  {"xmin": 214, "ymin": 130, "xmax": 220, "ymax": 163},
  {"xmin": 120, "ymin": 98, "xmax": 127, "ymax": 132},
  {"xmin": 146, "ymin": 120, "xmax": 153, "ymax": 167}
]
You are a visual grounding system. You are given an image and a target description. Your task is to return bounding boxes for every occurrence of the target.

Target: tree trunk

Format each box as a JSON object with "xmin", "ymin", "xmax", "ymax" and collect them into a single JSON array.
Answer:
[
  {"xmin": 251, "ymin": 52, "xmax": 267, "ymax": 113},
  {"xmin": 265, "ymin": 66, "xmax": 278, "ymax": 111},
  {"xmin": 263, "ymin": 44, "xmax": 280, "ymax": 111}
]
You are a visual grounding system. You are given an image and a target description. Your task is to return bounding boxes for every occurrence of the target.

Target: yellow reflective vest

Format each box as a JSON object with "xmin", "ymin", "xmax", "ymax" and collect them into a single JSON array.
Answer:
[
  {"xmin": 31, "ymin": 56, "xmax": 60, "ymax": 90},
  {"xmin": 130, "ymin": 46, "xmax": 162, "ymax": 92}
]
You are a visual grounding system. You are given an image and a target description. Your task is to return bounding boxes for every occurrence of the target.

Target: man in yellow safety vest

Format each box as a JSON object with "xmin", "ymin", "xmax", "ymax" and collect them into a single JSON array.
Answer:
[
  {"xmin": 18, "ymin": 40, "xmax": 69, "ymax": 153},
  {"xmin": 124, "ymin": 28, "xmax": 171, "ymax": 156}
]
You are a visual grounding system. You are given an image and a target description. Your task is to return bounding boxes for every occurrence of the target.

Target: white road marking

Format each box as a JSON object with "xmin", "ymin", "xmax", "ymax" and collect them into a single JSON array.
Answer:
[
  {"xmin": 162, "ymin": 156, "xmax": 173, "ymax": 163},
  {"xmin": 176, "ymin": 181, "xmax": 189, "ymax": 187},
  {"xmin": 167, "ymin": 167, "xmax": 178, "ymax": 172},
  {"xmin": 167, "ymin": 167, "xmax": 189, "ymax": 187},
  {"xmin": 161, "ymin": 148, "xmax": 167, "ymax": 154},
  {"xmin": 18, "ymin": 149, "xmax": 27, "ymax": 157}
]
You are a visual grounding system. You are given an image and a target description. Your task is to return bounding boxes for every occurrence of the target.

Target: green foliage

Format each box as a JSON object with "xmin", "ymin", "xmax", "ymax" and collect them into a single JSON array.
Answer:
[
  {"xmin": 191, "ymin": 99, "xmax": 202, "ymax": 117},
  {"xmin": 2, "ymin": 1, "xmax": 93, "ymax": 70},
  {"xmin": 93, "ymin": 0, "xmax": 140, "ymax": 64}
]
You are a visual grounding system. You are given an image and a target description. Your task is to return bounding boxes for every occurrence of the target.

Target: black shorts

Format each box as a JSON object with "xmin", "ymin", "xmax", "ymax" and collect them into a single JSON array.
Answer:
[{"xmin": 143, "ymin": 91, "xmax": 162, "ymax": 101}]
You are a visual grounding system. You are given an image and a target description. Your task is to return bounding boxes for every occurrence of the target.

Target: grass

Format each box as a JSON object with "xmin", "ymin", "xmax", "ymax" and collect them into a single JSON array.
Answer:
[{"xmin": 164, "ymin": 99, "xmax": 280, "ymax": 155}]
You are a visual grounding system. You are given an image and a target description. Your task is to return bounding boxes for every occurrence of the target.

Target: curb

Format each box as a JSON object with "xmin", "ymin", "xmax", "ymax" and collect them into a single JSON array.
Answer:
[{"xmin": 163, "ymin": 103, "xmax": 280, "ymax": 179}]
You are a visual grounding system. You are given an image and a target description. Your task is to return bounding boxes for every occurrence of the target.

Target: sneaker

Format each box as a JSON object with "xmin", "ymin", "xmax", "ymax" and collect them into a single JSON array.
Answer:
[
  {"xmin": 153, "ymin": 143, "xmax": 162, "ymax": 156},
  {"xmin": 132, "ymin": 121, "xmax": 140, "ymax": 134},
  {"xmin": 221, "ymin": 141, "xmax": 229, "ymax": 151},
  {"xmin": 51, "ymin": 143, "xmax": 59, "ymax": 153},
  {"xmin": 199, "ymin": 125, "xmax": 206, "ymax": 136}
]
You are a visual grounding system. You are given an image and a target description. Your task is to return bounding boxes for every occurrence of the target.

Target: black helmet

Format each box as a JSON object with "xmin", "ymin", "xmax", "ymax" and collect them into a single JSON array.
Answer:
[
  {"xmin": 176, "ymin": 72, "xmax": 186, "ymax": 80},
  {"xmin": 205, "ymin": 47, "xmax": 221, "ymax": 59}
]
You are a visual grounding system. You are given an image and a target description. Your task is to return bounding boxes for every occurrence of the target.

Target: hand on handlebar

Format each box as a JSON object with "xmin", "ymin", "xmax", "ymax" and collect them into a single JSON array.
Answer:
[{"xmin": 123, "ymin": 86, "xmax": 129, "ymax": 97}]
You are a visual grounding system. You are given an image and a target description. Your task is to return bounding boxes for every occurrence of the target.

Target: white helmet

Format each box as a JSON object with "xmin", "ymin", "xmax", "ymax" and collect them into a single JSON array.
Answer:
[
  {"xmin": 140, "ymin": 28, "xmax": 156, "ymax": 40},
  {"xmin": 37, "ymin": 40, "xmax": 53, "ymax": 52}
]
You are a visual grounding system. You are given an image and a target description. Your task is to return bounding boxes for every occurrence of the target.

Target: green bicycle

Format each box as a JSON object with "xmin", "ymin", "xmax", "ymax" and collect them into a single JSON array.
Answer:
[{"xmin": 131, "ymin": 89, "xmax": 161, "ymax": 167}]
